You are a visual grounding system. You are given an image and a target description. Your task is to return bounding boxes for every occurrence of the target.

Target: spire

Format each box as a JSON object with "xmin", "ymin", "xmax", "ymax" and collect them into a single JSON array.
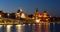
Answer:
[
  {"xmin": 36, "ymin": 8, "xmax": 38, "ymax": 12},
  {"xmin": 44, "ymin": 9, "xmax": 47, "ymax": 13}
]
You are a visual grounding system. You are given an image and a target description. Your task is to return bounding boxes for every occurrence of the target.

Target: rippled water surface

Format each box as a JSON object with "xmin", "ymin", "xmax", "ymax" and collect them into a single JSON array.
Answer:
[{"xmin": 0, "ymin": 23, "xmax": 60, "ymax": 32}]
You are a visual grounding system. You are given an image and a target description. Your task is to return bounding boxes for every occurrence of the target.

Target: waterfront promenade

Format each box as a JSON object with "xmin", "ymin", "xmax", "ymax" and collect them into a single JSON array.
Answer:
[{"xmin": 0, "ymin": 17, "xmax": 60, "ymax": 25}]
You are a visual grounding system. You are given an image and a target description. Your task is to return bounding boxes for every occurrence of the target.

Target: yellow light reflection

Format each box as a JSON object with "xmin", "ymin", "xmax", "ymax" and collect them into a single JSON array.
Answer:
[
  {"xmin": 38, "ymin": 24, "xmax": 42, "ymax": 32},
  {"xmin": 16, "ymin": 25, "xmax": 21, "ymax": 32},
  {"xmin": 45, "ymin": 22, "xmax": 49, "ymax": 32},
  {"xmin": 0, "ymin": 25, "xmax": 3, "ymax": 32},
  {"xmin": 0, "ymin": 25, "xmax": 3, "ymax": 28},
  {"xmin": 32, "ymin": 24, "xmax": 35, "ymax": 32},
  {"xmin": 22, "ymin": 24, "xmax": 25, "ymax": 26},
  {"xmin": 6, "ymin": 25, "xmax": 12, "ymax": 32},
  {"xmin": 0, "ymin": 15, "xmax": 1, "ymax": 17}
]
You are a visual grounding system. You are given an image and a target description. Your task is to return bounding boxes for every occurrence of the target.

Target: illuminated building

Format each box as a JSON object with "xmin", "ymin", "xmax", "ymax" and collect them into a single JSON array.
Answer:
[
  {"xmin": 15, "ymin": 8, "xmax": 26, "ymax": 19},
  {"xmin": 43, "ymin": 11, "xmax": 47, "ymax": 17},
  {"xmin": 34, "ymin": 8, "xmax": 51, "ymax": 22},
  {"xmin": 21, "ymin": 13, "xmax": 26, "ymax": 18},
  {"xmin": 35, "ymin": 8, "xmax": 40, "ymax": 19}
]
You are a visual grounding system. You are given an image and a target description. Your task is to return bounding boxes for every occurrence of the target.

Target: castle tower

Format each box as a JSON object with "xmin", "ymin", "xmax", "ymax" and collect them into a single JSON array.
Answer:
[
  {"xmin": 43, "ymin": 9, "xmax": 47, "ymax": 17},
  {"xmin": 35, "ymin": 8, "xmax": 40, "ymax": 20},
  {"xmin": 17, "ymin": 8, "xmax": 23, "ymax": 13},
  {"xmin": 35, "ymin": 8, "xmax": 39, "ymax": 17},
  {"xmin": 16, "ymin": 8, "xmax": 23, "ymax": 19},
  {"xmin": 36, "ymin": 8, "xmax": 38, "ymax": 13}
]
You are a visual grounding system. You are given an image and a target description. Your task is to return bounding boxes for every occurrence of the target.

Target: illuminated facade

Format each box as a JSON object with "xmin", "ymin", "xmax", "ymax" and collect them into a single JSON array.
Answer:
[
  {"xmin": 15, "ymin": 9, "xmax": 26, "ymax": 19},
  {"xmin": 34, "ymin": 8, "xmax": 51, "ymax": 22}
]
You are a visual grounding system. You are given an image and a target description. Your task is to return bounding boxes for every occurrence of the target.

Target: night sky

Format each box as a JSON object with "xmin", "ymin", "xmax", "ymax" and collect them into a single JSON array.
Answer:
[{"xmin": 0, "ymin": 0, "xmax": 60, "ymax": 17}]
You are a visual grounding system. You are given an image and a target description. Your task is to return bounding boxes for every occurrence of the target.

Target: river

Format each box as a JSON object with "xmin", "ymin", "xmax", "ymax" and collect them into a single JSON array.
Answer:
[{"xmin": 0, "ymin": 22, "xmax": 60, "ymax": 32}]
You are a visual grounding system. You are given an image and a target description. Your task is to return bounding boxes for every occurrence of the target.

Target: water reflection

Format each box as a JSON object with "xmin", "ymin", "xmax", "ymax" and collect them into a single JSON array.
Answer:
[
  {"xmin": 6, "ymin": 25, "xmax": 12, "ymax": 32},
  {"xmin": 0, "ymin": 25, "xmax": 3, "ymax": 32},
  {"xmin": 16, "ymin": 25, "xmax": 21, "ymax": 32},
  {"xmin": 0, "ymin": 25, "xmax": 3, "ymax": 28},
  {"xmin": 45, "ymin": 22, "xmax": 49, "ymax": 32},
  {"xmin": 0, "ymin": 22, "xmax": 60, "ymax": 32}
]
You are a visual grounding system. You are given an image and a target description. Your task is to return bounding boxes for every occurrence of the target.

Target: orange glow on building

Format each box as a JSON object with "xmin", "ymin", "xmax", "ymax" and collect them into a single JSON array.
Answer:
[
  {"xmin": 34, "ymin": 8, "xmax": 51, "ymax": 22},
  {"xmin": 15, "ymin": 13, "xmax": 20, "ymax": 18}
]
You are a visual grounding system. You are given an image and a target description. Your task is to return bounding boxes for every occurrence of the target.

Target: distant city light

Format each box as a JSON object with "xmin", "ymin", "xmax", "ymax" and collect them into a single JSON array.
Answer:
[{"xmin": 36, "ymin": 19, "xmax": 40, "ymax": 23}]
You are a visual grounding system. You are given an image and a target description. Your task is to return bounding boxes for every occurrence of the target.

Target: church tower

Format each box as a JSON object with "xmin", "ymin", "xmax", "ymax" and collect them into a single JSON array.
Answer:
[
  {"xmin": 35, "ymin": 8, "xmax": 40, "ymax": 20},
  {"xmin": 43, "ymin": 9, "xmax": 47, "ymax": 17},
  {"xmin": 35, "ymin": 8, "xmax": 39, "ymax": 17}
]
